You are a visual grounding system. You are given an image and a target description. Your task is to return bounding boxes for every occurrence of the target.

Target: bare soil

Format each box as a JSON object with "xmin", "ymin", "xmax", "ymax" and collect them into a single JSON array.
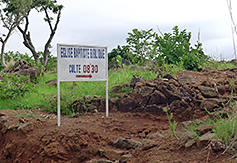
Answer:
[{"xmin": 0, "ymin": 68, "xmax": 237, "ymax": 163}]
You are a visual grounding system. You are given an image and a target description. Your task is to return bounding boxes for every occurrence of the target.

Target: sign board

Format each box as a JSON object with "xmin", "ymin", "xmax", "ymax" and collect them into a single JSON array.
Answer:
[{"xmin": 57, "ymin": 44, "xmax": 109, "ymax": 126}]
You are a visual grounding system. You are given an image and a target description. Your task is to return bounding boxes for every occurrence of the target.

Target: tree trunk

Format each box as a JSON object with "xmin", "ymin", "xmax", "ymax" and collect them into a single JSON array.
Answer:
[
  {"xmin": 42, "ymin": 8, "xmax": 62, "ymax": 67},
  {"xmin": 17, "ymin": 16, "xmax": 40, "ymax": 65},
  {"xmin": 1, "ymin": 42, "xmax": 7, "ymax": 68}
]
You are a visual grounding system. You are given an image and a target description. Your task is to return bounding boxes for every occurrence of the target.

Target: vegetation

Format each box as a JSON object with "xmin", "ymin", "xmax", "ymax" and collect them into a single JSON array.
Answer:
[
  {"xmin": 109, "ymin": 26, "xmax": 210, "ymax": 70},
  {"xmin": 0, "ymin": 0, "xmax": 63, "ymax": 69},
  {"xmin": 0, "ymin": 23, "xmax": 236, "ymax": 154},
  {"xmin": 163, "ymin": 107, "xmax": 178, "ymax": 138},
  {"xmin": 0, "ymin": 0, "xmax": 30, "ymax": 68}
]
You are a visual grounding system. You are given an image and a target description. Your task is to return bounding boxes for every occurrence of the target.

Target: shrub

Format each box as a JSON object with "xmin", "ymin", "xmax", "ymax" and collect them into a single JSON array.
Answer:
[
  {"xmin": 0, "ymin": 72, "xmax": 34, "ymax": 99},
  {"xmin": 155, "ymin": 26, "xmax": 208, "ymax": 70}
]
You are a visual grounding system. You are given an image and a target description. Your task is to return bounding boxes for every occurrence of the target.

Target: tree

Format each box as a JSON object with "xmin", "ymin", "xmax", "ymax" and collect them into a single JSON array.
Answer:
[
  {"xmin": 155, "ymin": 26, "xmax": 204, "ymax": 70},
  {"xmin": 126, "ymin": 28, "xmax": 156, "ymax": 63},
  {"xmin": 226, "ymin": 0, "xmax": 237, "ymax": 59},
  {"xmin": 0, "ymin": 0, "xmax": 30, "ymax": 68},
  {"xmin": 16, "ymin": 0, "xmax": 63, "ymax": 67}
]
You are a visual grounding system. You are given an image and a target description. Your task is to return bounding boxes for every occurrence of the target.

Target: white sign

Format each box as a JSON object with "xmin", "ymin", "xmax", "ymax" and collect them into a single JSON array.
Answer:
[
  {"xmin": 58, "ymin": 45, "xmax": 108, "ymax": 81},
  {"xmin": 57, "ymin": 44, "xmax": 109, "ymax": 126}
]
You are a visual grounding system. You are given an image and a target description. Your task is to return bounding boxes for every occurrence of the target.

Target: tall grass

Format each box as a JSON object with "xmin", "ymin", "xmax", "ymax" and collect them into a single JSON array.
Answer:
[{"xmin": 0, "ymin": 66, "xmax": 158, "ymax": 114}]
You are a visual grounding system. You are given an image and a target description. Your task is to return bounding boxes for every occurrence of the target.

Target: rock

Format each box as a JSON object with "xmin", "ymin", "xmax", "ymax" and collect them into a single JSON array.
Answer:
[
  {"xmin": 217, "ymin": 85, "xmax": 226, "ymax": 95},
  {"xmin": 0, "ymin": 112, "xmax": 6, "ymax": 116},
  {"xmin": 157, "ymin": 85, "xmax": 181, "ymax": 103},
  {"xmin": 76, "ymin": 145, "xmax": 98, "ymax": 162},
  {"xmin": 196, "ymin": 133, "xmax": 215, "ymax": 148},
  {"xmin": 3, "ymin": 60, "xmax": 42, "ymax": 83},
  {"xmin": 147, "ymin": 90, "xmax": 168, "ymax": 105},
  {"xmin": 170, "ymin": 100, "xmax": 190, "ymax": 119},
  {"xmin": 143, "ymin": 105, "xmax": 165, "ymax": 114},
  {"xmin": 198, "ymin": 86, "xmax": 218, "ymax": 98},
  {"xmin": 185, "ymin": 139, "xmax": 196, "ymax": 148},
  {"xmin": 120, "ymin": 154, "xmax": 132, "ymax": 163},
  {"xmin": 45, "ymin": 79, "xmax": 57, "ymax": 86},
  {"xmin": 113, "ymin": 138, "xmax": 142, "ymax": 149},
  {"xmin": 43, "ymin": 142, "xmax": 68, "ymax": 160},
  {"xmin": 112, "ymin": 85, "xmax": 123, "ymax": 93},
  {"xmin": 179, "ymin": 131, "xmax": 195, "ymax": 147},
  {"xmin": 147, "ymin": 132, "xmax": 165, "ymax": 139},
  {"xmin": 141, "ymin": 139, "xmax": 158, "ymax": 150},
  {"xmin": 196, "ymin": 125, "xmax": 214, "ymax": 134},
  {"xmin": 86, "ymin": 159, "xmax": 113, "ymax": 163},
  {"xmin": 116, "ymin": 97, "xmax": 137, "ymax": 112},
  {"xmin": 18, "ymin": 123, "xmax": 33, "ymax": 134},
  {"xmin": 179, "ymin": 74, "xmax": 194, "ymax": 84},
  {"xmin": 163, "ymin": 74, "xmax": 177, "ymax": 80},
  {"xmin": 130, "ymin": 74, "xmax": 143, "ymax": 88},
  {"xmin": 100, "ymin": 149, "xmax": 124, "ymax": 161},
  {"xmin": 94, "ymin": 95, "xmax": 101, "ymax": 98},
  {"xmin": 200, "ymin": 100, "xmax": 219, "ymax": 112},
  {"xmin": 177, "ymin": 121, "xmax": 192, "ymax": 130},
  {"xmin": 210, "ymin": 139, "xmax": 225, "ymax": 152},
  {"xmin": 18, "ymin": 66, "xmax": 42, "ymax": 83},
  {"xmin": 84, "ymin": 95, "xmax": 91, "ymax": 101}
]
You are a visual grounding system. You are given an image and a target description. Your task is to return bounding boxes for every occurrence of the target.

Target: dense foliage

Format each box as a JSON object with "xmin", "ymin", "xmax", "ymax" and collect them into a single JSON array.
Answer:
[
  {"xmin": 0, "ymin": 72, "xmax": 33, "ymax": 99},
  {"xmin": 0, "ymin": 51, "xmax": 57, "ymax": 71},
  {"xmin": 109, "ymin": 26, "xmax": 210, "ymax": 70}
]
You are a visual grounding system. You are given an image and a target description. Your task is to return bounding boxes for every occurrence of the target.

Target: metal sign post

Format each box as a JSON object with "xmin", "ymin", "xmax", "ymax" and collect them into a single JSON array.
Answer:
[{"xmin": 57, "ymin": 44, "xmax": 108, "ymax": 126}]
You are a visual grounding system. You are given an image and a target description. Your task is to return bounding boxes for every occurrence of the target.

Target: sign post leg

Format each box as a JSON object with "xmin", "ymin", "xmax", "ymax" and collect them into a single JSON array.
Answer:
[
  {"xmin": 106, "ymin": 80, "xmax": 109, "ymax": 117},
  {"xmin": 57, "ymin": 80, "xmax": 61, "ymax": 126}
]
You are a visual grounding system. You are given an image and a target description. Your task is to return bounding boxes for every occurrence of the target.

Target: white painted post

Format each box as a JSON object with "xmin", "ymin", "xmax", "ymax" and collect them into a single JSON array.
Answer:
[{"xmin": 106, "ymin": 80, "xmax": 109, "ymax": 117}]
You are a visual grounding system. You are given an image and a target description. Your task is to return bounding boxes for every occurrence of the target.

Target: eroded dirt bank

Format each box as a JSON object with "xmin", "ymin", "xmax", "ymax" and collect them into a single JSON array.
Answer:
[{"xmin": 0, "ymin": 68, "xmax": 237, "ymax": 163}]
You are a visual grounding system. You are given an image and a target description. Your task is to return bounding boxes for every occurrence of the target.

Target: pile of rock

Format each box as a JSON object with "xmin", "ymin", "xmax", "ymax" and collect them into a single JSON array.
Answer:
[{"xmin": 2, "ymin": 59, "xmax": 42, "ymax": 83}]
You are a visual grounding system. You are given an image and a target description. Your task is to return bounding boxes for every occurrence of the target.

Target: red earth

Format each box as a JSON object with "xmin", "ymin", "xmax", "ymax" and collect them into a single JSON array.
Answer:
[{"xmin": 0, "ymin": 68, "xmax": 237, "ymax": 163}]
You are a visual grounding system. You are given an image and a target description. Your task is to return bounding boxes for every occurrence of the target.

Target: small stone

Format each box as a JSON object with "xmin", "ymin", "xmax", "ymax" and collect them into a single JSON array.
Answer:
[
  {"xmin": 210, "ymin": 139, "xmax": 225, "ymax": 152},
  {"xmin": 196, "ymin": 125, "xmax": 214, "ymax": 134},
  {"xmin": 84, "ymin": 95, "xmax": 91, "ymax": 101},
  {"xmin": 179, "ymin": 131, "xmax": 195, "ymax": 147},
  {"xmin": 196, "ymin": 133, "xmax": 215, "ymax": 148},
  {"xmin": 94, "ymin": 95, "xmax": 101, "ymax": 98},
  {"xmin": 147, "ymin": 132, "xmax": 164, "ymax": 139},
  {"xmin": 0, "ymin": 112, "xmax": 6, "ymax": 116},
  {"xmin": 141, "ymin": 139, "xmax": 158, "ymax": 150},
  {"xmin": 19, "ymin": 118, "xmax": 26, "ymax": 123},
  {"xmin": 18, "ymin": 123, "xmax": 33, "ymax": 134},
  {"xmin": 185, "ymin": 139, "xmax": 196, "ymax": 148},
  {"xmin": 103, "ymin": 149, "xmax": 124, "ymax": 161},
  {"xmin": 198, "ymin": 86, "xmax": 218, "ymax": 98},
  {"xmin": 113, "ymin": 138, "xmax": 142, "ymax": 150},
  {"xmin": 121, "ymin": 154, "xmax": 132, "ymax": 163}
]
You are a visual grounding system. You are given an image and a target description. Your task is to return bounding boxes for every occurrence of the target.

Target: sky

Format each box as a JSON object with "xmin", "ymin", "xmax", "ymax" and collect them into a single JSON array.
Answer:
[{"xmin": 3, "ymin": 0, "xmax": 237, "ymax": 60}]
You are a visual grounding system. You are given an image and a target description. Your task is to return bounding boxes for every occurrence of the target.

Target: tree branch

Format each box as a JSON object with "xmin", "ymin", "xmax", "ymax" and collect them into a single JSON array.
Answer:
[{"xmin": 43, "ymin": 6, "xmax": 53, "ymax": 32}]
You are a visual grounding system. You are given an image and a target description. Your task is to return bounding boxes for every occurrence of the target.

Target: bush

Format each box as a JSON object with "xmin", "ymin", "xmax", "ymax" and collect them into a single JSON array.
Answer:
[
  {"xmin": 155, "ymin": 26, "xmax": 208, "ymax": 70},
  {"xmin": 108, "ymin": 26, "xmax": 210, "ymax": 70},
  {"xmin": 0, "ymin": 73, "xmax": 34, "ymax": 99},
  {"xmin": 0, "ymin": 51, "xmax": 57, "ymax": 72}
]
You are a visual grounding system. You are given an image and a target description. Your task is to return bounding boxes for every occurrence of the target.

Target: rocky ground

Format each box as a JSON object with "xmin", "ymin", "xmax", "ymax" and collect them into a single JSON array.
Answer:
[{"xmin": 0, "ymin": 67, "xmax": 237, "ymax": 163}]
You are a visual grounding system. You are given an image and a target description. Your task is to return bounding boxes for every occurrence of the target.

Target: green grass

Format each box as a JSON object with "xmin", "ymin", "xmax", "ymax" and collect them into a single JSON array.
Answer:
[
  {"xmin": 0, "ymin": 66, "xmax": 159, "ymax": 115},
  {"xmin": 0, "ymin": 60, "xmax": 236, "ymax": 117}
]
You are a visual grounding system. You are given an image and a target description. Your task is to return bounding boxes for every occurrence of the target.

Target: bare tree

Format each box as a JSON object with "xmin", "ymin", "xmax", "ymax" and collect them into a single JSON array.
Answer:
[
  {"xmin": 17, "ymin": 0, "xmax": 63, "ymax": 67},
  {"xmin": 0, "ymin": 0, "xmax": 29, "ymax": 68},
  {"xmin": 226, "ymin": 0, "xmax": 237, "ymax": 59}
]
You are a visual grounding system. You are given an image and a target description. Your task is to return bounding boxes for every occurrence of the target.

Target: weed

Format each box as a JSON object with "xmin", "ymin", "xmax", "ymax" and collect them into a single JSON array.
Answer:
[{"xmin": 162, "ymin": 107, "xmax": 178, "ymax": 139}]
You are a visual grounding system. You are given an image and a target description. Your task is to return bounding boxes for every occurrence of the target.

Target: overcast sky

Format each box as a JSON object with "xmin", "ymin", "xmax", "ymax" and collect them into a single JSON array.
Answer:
[{"xmin": 4, "ymin": 0, "xmax": 237, "ymax": 60}]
